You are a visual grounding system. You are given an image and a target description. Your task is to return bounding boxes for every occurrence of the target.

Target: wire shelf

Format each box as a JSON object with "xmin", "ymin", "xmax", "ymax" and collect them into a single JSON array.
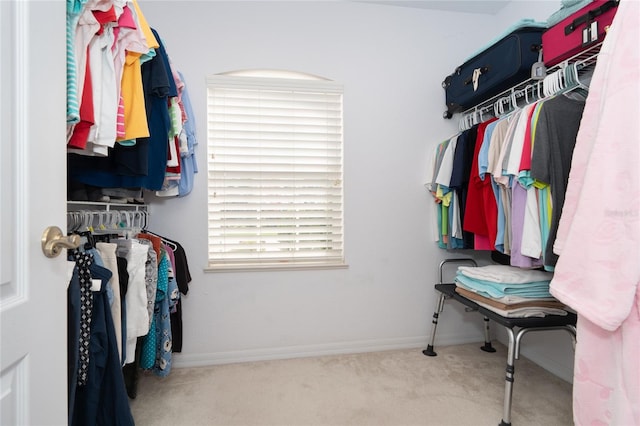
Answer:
[{"xmin": 455, "ymin": 41, "xmax": 603, "ymax": 131}]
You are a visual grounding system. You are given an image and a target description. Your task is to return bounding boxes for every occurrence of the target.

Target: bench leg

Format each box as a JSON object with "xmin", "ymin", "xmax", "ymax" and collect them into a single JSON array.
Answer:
[
  {"xmin": 481, "ymin": 316, "xmax": 497, "ymax": 353},
  {"xmin": 500, "ymin": 327, "xmax": 517, "ymax": 426},
  {"xmin": 499, "ymin": 324, "xmax": 578, "ymax": 426},
  {"xmin": 423, "ymin": 292, "xmax": 447, "ymax": 357}
]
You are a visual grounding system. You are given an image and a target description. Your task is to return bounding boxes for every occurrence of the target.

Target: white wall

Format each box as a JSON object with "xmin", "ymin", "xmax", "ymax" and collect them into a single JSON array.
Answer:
[
  {"xmin": 141, "ymin": 0, "xmax": 575, "ymax": 381},
  {"xmin": 496, "ymin": 0, "xmax": 560, "ymax": 23}
]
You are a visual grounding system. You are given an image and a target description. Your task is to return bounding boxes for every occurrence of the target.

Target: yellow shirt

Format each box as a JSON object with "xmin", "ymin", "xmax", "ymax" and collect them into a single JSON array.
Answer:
[
  {"xmin": 117, "ymin": 51, "xmax": 150, "ymax": 141},
  {"xmin": 131, "ymin": 0, "xmax": 159, "ymax": 50}
]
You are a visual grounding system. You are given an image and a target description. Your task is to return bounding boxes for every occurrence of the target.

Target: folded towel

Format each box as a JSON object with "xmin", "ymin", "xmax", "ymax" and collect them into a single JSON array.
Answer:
[
  {"xmin": 458, "ymin": 264, "xmax": 553, "ymax": 284},
  {"xmin": 547, "ymin": 0, "xmax": 594, "ymax": 27},
  {"xmin": 455, "ymin": 275, "xmax": 553, "ymax": 299},
  {"xmin": 470, "ymin": 298, "xmax": 568, "ymax": 318},
  {"xmin": 455, "ymin": 286, "xmax": 566, "ymax": 310},
  {"xmin": 463, "ymin": 19, "xmax": 548, "ymax": 62}
]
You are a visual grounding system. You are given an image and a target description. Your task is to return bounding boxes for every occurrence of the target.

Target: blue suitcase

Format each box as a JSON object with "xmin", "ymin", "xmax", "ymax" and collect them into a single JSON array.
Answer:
[{"xmin": 442, "ymin": 25, "xmax": 544, "ymax": 119}]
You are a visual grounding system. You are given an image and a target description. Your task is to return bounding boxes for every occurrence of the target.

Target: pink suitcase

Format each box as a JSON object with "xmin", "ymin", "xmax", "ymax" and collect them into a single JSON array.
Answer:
[{"xmin": 542, "ymin": 0, "xmax": 618, "ymax": 66}]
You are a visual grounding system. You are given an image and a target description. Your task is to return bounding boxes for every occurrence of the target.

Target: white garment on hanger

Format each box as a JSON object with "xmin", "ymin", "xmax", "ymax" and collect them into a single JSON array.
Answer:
[
  {"xmin": 96, "ymin": 242, "xmax": 122, "ymax": 362},
  {"xmin": 117, "ymin": 238, "xmax": 150, "ymax": 364}
]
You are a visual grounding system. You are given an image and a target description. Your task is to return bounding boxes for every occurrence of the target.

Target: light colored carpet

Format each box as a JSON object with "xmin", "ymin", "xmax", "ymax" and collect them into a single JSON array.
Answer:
[{"xmin": 130, "ymin": 343, "xmax": 573, "ymax": 426}]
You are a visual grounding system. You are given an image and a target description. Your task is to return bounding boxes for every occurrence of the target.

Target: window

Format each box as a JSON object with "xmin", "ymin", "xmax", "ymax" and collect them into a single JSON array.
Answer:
[{"xmin": 206, "ymin": 70, "xmax": 345, "ymax": 270}]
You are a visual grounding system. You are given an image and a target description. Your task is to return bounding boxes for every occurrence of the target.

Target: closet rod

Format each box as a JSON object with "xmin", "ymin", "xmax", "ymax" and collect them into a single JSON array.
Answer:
[
  {"xmin": 67, "ymin": 200, "xmax": 148, "ymax": 212},
  {"xmin": 67, "ymin": 209, "xmax": 149, "ymax": 234}
]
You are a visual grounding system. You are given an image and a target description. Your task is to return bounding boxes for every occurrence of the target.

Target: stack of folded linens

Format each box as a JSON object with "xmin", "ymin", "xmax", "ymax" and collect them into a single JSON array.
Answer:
[{"xmin": 454, "ymin": 265, "xmax": 567, "ymax": 318}]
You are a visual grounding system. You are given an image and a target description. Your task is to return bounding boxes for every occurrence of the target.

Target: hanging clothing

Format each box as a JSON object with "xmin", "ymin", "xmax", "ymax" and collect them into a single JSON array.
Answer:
[
  {"xmin": 430, "ymin": 83, "xmax": 586, "ymax": 269},
  {"xmin": 114, "ymin": 4, "xmax": 151, "ymax": 142},
  {"xmin": 68, "ymin": 26, "xmax": 177, "ymax": 191},
  {"xmin": 426, "ymin": 137, "xmax": 452, "ymax": 248},
  {"xmin": 117, "ymin": 255, "xmax": 130, "ymax": 364},
  {"xmin": 549, "ymin": 0, "xmax": 640, "ymax": 424},
  {"xmin": 510, "ymin": 103, "xmax": 543, "ymax": 269},
  {"xmin": 69, "ymin": 256, "xmax": 134, "ymax": 426},
  {"xmin": 530, "ymin": 95, "xmax": 586, "ymax": 269},
  {"xmin": 68, "ymin": 46, "xmax": 95, "ymax": 150},
  {"xmin": 96, "ymin": 242, "xmax": 123, "ymax": 362},
  {"xmin": 450, "ymin": 126, "xmax": 478, "ymax": 248},
  {"xmin": 138, "ymin": 238, "xmax": 158, "ymax": 329},
  {"xmin": 66, "ymin": 0, "xmax": 89, "ymax": 124},
  {"xmin": 463, "ymin": 118, "xmax": 498, "ymax": 249},
  {"xmin": 67, "ymin": 0, "xmax": 198, "ymax": 200},
  {"xmin": 117, "ymin": 238, "xmax": 150, "ymax": 364},
  {"xmin": 176, "ymin": 71, "xmax": 199, "ymax": 197},
  {"xmin": 153, "ymin": 233, "xmax": 192, "ymax": 352},
  {"xmin": 141, "ymin": 247, "xmax": 172, "ymax": 375}
]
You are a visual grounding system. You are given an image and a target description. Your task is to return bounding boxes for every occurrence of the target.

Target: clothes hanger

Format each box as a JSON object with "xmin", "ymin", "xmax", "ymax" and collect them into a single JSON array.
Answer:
[
  {"xmin": 67, "ymin": 211, "xmax": 79, "ymax": 234},
  {"xmin": 132, "ymin": 211, "xmax": 146, "ymax": 234},
  {"xmin": 563, "ymin": 62, "xmax": 589, "ymax": 100},
  {"xmin": 509, "ymin": 90, "xmax": 520, "ymax": 113},
  {"xmin": 142, "ymin": 229, "xmax": 178, "ymax": 251},
  {"xmin": 459, "ymin": 111, "xmax": 473, "ymax": 131},
  {"xmin": 494, "ymin": 97, "xmax": 507, "ymax": 117},
  {"xmin": 523, "ymin": 85, "xmax": 532, "ymax": 105},
  {"xmin": 73, "ymin": 211, "xmax": 96, "ymax": 249},
  {"xmin": 90, "ymin": 211, "xmax": 108, "ymax": 234},
  {"xmin": 543, "ymin": 72, "xmax": 555, "ymax": 97},
  {"xmin": 140, "ymin": 210, "xmax": 149, "ymax": 231},
  {"xmin": 535, "ymin": 80, "xmax": 545, "ymax": 100}
]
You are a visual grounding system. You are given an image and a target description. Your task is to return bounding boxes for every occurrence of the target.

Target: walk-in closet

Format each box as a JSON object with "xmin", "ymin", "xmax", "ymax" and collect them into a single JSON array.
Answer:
[{"xmin": 1, "ymin": 1, "xmax": 637, "ymax": 425}]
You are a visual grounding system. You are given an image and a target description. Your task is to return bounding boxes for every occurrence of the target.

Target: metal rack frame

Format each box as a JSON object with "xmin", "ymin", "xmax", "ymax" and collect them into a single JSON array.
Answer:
[
  {"xmin": 424, "ymin": 259, "xmax": 577, "ymax": 426},
  {"xmin": 66, "ymin": 201, "xmax": 149, "ymax": 234},
  {"xmin": 455, "ymin": 41, "xmax": 603, "ymax": 131}
]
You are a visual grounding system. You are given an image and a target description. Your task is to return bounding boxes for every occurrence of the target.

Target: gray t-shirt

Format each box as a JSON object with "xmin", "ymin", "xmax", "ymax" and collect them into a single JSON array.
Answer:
[{"xmin": 531, "ymin": 94, "xmax": 586, "ymax": 268}]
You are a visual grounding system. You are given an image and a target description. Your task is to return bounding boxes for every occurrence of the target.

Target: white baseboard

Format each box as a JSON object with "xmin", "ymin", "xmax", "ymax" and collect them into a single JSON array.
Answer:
[{"xmin": 171, "ymin": 332, "xmax": 483, "ymax": 368}]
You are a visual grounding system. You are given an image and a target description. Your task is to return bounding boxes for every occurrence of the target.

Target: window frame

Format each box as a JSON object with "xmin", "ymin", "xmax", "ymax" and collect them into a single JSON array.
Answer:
[{"xmin": 205, "ymin": 70, "xmax": 346, "ymax": 272}]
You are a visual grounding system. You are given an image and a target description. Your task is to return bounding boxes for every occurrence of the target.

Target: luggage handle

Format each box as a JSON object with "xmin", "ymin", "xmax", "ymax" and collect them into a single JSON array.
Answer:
[
  {"xmin": 463, "ymin": 66, "xmax": 489, "ymax": 86},
  {"xmin": 564, "ymin": 0, "xmax": 619, "ymax": 36}
]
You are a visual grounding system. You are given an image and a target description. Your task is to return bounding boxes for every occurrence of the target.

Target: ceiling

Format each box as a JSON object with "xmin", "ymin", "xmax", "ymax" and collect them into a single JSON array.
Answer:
[{"xmin": 355, "ymin": 1, "xmax": 513, "ymax": 15}]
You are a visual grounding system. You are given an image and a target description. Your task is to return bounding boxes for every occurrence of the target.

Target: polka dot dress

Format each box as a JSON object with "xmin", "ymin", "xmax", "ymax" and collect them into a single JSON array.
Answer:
[
  {"xmin": 140, "ymin": 248, "xmax": 172, "ymax": 376},
  {"xmin": 140, "ymin": 251, "xmax": 168, "ymax": 370}
]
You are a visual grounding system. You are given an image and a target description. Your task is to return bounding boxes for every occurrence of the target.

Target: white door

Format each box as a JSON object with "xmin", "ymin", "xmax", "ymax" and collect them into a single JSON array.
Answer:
[{"xmin": 1, "ymin": 1, "xmax": 68, "ymax": 425}]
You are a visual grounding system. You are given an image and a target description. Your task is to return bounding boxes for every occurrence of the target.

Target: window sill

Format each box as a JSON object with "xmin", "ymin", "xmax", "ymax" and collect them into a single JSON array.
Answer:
[{"xmin": 204, "ymin": 263, "xmax": 349, "ymax": 273}]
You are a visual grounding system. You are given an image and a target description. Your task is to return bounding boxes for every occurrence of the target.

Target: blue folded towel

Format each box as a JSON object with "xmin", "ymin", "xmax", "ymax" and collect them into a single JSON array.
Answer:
[
  {"xmin": 455, "ymin": 273, "xmax": 553, "ymax": 299},
  {"xmin": 547, "ymin": 0, "xmax": 594, "ymax": 27},
  {"xmin": 463, "ymin": 18, "xmax": 548, "ymax": 63}
]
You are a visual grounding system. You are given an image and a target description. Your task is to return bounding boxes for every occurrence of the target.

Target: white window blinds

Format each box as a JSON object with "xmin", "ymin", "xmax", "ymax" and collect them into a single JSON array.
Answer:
[{"xmin": 206, "ymin": 73, "xmax": 344, "ymax": 269}]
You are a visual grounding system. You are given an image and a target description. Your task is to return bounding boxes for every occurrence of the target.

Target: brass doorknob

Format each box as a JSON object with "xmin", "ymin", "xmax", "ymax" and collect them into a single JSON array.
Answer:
[{"xmin": 41, "ymin": 226, "xmax": 81, "ymax": 258}]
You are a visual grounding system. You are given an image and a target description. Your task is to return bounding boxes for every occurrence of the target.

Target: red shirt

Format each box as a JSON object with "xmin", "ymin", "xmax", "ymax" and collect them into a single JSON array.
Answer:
[{"xmin": 463, "ymin": 117, "xmax": 498, "ymax": 250}]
